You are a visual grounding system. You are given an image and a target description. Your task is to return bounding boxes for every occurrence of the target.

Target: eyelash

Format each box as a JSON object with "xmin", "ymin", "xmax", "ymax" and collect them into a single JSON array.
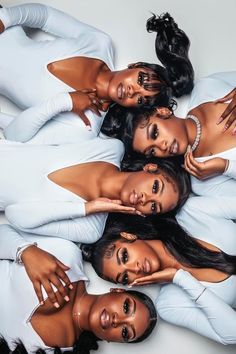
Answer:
[
  {"xmin": 121, "ymin": 248, "xmax": 128, "ymax": 264},
  {"xmin": 122, "ymin": 326, "xmax": 129, "ymax": 342},
  {"xmin": 123, "ymin": 298, "xmax": 130, "ymax": 314},
  {"xmin": 121, "ymin": 272, "xmax": 129, "ymax": 285},
  {"xmin": 150, "ymin": 124, "xmax": 159, "ymax": 140},
  {"xmin": 151, "ymin": 202, "xmax": 157, "ymax": 215},
  {"xmin": 152, "ymin": 180, "xmax": 159, "ymax": 194}
]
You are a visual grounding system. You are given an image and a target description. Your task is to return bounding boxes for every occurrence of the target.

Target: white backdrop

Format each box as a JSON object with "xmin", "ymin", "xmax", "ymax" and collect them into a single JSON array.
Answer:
[{"xmin": 1, "ymin": 1, "xmax": 236, "ymax": 354}]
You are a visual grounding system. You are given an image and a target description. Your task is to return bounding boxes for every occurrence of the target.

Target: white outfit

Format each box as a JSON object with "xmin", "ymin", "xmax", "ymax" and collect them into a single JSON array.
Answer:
[
  {"xmin": 0, "ymin": 135, "xmax": 124, "ymax": 243},
  {"xmin": 156, "ymin": 195, "xmax": 236, "ymax": 344},
  {"xmin": 0, "ymin": 3, "xmax": 115, "ymax": 144},
  {"xmin": 0, "ymin": 226, "xmax": 89, "ymax": 353},
  {"xmin": 188, "ymin": 71, "xmax": 236, "ymax": 196}
]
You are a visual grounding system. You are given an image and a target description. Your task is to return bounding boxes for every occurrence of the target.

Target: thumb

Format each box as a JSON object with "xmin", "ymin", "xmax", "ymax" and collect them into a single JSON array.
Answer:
[
  {"xmin": 81, "ymin": 88, "xmax": 97, "ymax": 93},
  {"xmin": 56, "ymin": 260, "xmax": 70, "ymax": 270}
]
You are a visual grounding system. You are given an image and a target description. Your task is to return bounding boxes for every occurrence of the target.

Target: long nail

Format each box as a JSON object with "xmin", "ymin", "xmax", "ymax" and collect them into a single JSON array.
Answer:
[
  {"xmin": 216, "ymin": 116, "xmax": 223, "ymax": 125},
  {"xmin": 187, "ymin": 144, "xmax": 192, "ymax": 153},
  {"xmin": 232, "ymin": 127, "xmax": 236, "ymax": 135},
  {"xmin": 54, "ymin": 302, "xmax": 60, "ymax": 308},
  {"xmin": 69, "ymin": 284, "xmax": 73, "ymax": 290},
  {"xmin": 222, "ymin": 124, "xmax": 229, "ymax": 132},
  {"xmin": 86, "ymin": 125, "xmax": 92, "ymax": 131},
  {"xmin": 40, "ymin": 301, "xmax": 44, "ymax": 306},
  {"xmin": 64, "ymin": 296, "xmax": 70, "ymax": 302}
]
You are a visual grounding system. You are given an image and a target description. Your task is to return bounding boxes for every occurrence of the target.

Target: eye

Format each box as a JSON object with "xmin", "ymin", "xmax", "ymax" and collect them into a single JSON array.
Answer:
[
  {"xmin": 152, "ymin": 180, "xmax": 159, "ymax": 194},
  {"xmin": 150, "ymin": 124, "xmax": 159, "ymax": 140},
  {"xmin": 121, "ymin": 272, "xmax": 129, "ymax": 285},
  {"xmin": 123, "ymin": 298, "xmax": 131, "ymax": 314},
  {"xmin": 121, "ymin": 248, "xmax": 128, "ymax": 264},
  {"xmin": 137, "ymin": 96, "xmax": 144, "ymax": 105},
  {"xmin": 122, "ymin": 326, "xmax": 129, "ymax": 342},
  {"xmin": 151, "ymin": 202, "xmax": 157, "ymax": 215}
]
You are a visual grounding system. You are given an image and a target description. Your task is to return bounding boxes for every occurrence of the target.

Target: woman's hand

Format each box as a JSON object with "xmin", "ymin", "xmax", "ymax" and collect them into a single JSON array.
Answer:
[
  {"xmin": 184, "ymin": 150, "xmax": 227, "ymax": 180},
  {"xmin": 215, "ymin": 88, "xmax": 236, "ymax": 133},
  {"xmin": 69, "ymin": 89, "xmax": 105, "ymax": 129},
  {"xmin": 21, "ymin": 245, "xmax": 73, "ymax": 308},
  {"xmin": 85, "ymin": 197, "xmax": 142, "ymax": 216},
  {"xmin": 0, "ymin": 20, "xmax": 5, "ymax": 34},
  {"xmin": 129, "ymin": 268, "xmax": 177, "ymax": 287}
]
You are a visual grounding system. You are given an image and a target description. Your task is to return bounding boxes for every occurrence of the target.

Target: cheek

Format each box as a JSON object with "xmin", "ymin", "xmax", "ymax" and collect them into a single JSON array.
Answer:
[{"xmin": 97, "ymin": 328, "xmax": 122, "ymax": 342}]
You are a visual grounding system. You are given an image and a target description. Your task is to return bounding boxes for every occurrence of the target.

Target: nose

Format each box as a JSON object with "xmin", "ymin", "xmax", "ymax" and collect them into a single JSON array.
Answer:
[
  {"xmin": 124, "ymin": 261, "xmax": 142, "ymax": 275},
  {"xmin": 112, "ymin": 312, "xmax": 127, "ymax": 328},
  {"xmin": 158, "ymin": 140, "xmax": 168, "ymax": 152},
  {"xmin": 127, "ymin": 84, "xmax": 139, "ymax": 98}
]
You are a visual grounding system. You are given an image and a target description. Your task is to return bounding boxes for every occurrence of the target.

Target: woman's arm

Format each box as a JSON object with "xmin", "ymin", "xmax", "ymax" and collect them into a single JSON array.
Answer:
[
  {"xmin": 4, "ymin": 93, "xmax": 72, "ymax": 142},
  {"xmin": 156, "ymin": 269, "xmax": 236, "ymax": 344},
  {"xmin": 0, "ymin": 3, "xmax": 105, "ymax": 39}
]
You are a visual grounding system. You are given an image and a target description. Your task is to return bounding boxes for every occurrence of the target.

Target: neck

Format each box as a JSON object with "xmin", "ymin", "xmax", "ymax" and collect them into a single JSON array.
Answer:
[
  {"xmin": 96, "ymin": 69, "xmax": 114, "ymax": 100},
  {"xmin": 72, "ymin": 285, "xmax": 98, "ymax": 334},
  {"xmin": 100, "ymin": 170, "xmax": 133, "ymax": 199},
  {"xmin": 184, "ymin": 115, "xmax": 201, "ymax": 149}
]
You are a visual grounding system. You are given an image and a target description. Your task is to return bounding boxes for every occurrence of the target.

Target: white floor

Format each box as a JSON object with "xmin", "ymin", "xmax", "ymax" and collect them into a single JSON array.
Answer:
[{"xmin": 1, "ymin": 1, "xmax": 236, "ymax": 354}]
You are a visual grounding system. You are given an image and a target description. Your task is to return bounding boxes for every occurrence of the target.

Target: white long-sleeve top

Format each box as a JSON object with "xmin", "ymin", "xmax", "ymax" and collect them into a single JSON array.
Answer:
[
  {"xmin": 0, "ymin": 3, "xmax": 115, "ymax": 144},
  {"xmin": 0, "ymin": 133, "xmax": 124, "ymax": 244},
  {"xmin": 187, "ymin": 71, "xmax": 236, "ymax": 196},
  {"xmin": 0, "ymin": 227, "xmax": 89, "ymax": 353},
  {"xmin": 155, "ymin": 195, "xmax": 236, "ymax": 344}
]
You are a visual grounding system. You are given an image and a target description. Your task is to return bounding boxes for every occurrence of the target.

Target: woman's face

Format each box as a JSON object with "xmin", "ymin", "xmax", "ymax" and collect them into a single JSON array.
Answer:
[
  {"xmin": 88, "ymin": 291, "xmax": 150, "ymax": 342},
  {"xmin": 132, "ymin": 113, "xmax": 189, "ymax": 158},
  {"xmin": 108, "ymin": 68, "xmax": 160, "ymax": 107},
  {"xmin": 102, "ymin": 238, "xmax": 160, "ymax": 285},
  {"xmin": 120, "ymin": 168, "xmax": 179, "ymax": 215}
]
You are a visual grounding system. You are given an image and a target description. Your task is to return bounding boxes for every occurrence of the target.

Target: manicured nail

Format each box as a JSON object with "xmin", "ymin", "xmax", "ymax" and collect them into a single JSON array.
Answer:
[
  {"xmin": 187, "ymin": 145, "xmax": 191, "ymax": 153},
  {"xmin": 222, "ymin": 124, "xmax": 229, "ymax": 132},
  {"xmin": 64, "ymin": 295, "xmax": 70, "ymax": 302},
  {"xmin": 40, "ymin": 301, "xmax": 44, "ymax": 306},
  {"xmin": 128, "ymin": 285, "xmax": 133, "ymax": 288},
  {"xmin": 69, "ymin": 284, "xmax": 73, "ymax": 290},
  {"xmin": 86, "ymin": 125, "xmax": 92, "ymax": 131},
  {"xmin": 232, "ymin": 128, "xmax": 236, "ymax": 135},
  {"xmin": 54, "ymin": 302, "xmax": 60, "ymax": 308},
  {"xmin": 216, "ymin": 116, "xmax": 223, "ymax": 125}
]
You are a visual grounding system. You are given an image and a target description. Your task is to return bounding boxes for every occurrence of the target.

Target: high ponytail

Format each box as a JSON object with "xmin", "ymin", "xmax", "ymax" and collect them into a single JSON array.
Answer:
[{"xmin": 147, "ymin": 13, "xmax": 194, "ymax": 97}]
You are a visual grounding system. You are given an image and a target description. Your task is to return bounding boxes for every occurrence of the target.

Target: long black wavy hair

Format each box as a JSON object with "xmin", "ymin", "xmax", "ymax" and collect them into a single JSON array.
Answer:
[
  {"xmin": 0, "ymin": 289, "xmax": 157, "ymax": 353},
  {"xmin": 81, "ymin": 214, "xmax": 236, "ymax": 284}
]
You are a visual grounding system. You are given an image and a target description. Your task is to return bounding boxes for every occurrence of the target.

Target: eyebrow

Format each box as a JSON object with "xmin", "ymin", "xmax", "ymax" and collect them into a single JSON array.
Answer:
[{"xmin": 116, "ymin": 247, "xmax": 121, "ymax": 266}]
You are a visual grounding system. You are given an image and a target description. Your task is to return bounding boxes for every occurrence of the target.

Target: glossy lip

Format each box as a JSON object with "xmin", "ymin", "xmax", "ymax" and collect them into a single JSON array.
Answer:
[
  {"xmin": 100, "ymin": 309, "xmax": 110, "ymax": 330},
  {"xmin": 169, "ymin": 139, "xmax": 179, "ymax": 155},
  {"xmin": 117, "ymin": 83, "xmax": 125, "ymax": 100},
  {"xmin": 129, "ymin": 190, "xmax": 138, "ymax": 205},
  {"xmin": 143, "ymin": 258, "xmax": 151, "ymax": 274}
]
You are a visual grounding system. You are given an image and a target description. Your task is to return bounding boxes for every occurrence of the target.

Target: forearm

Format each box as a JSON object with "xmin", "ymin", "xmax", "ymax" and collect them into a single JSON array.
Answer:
[
  {"xmin": 173, "ymin": 269, "xmax": 236, "ymax": 344},
  {"xmin": 4, "ymin": 93, "xmax": 72, "ymax": 142},
  {"xmin": 0, "ymin": 224, "xmax": 32, "ymax": 260},
  {"xmin": 0, "ymin": 3, "xmax": 102, "ymax": 39}
]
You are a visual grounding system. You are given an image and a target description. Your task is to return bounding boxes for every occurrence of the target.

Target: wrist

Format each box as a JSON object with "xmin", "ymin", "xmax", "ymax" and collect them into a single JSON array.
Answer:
[{"xmin": 18, "ymin": 243, "xmax": 38, "ymax": 264}]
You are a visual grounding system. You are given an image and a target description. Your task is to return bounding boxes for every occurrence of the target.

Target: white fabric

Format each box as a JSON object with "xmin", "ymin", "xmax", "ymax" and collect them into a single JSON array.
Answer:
[
  {"xmin": 188, "ymin": 72, "xmax": 236, "ymax": 196},
  {"xmin": 0, "ymin": 3, "xmax": 115, "ymax": 144},
  {"xmin": 155, "ymin": 195, "xmax": 236, "ymax": 344},
  {"xmin": 0, "ymin": 136, "xmax": 124, "ymax": 245},
  {"xmin": 0, "ymin": 227, "xmax": 88, "ymax": 353}
]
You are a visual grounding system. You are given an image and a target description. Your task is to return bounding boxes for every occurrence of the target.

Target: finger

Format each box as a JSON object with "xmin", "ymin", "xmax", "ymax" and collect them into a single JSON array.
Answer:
[
  {"xmin": 131, "ymin": 274, "xmax": 156, "ymax": 284},
  {"xmin": 223, "ymin": 110, "xmax": 236, "ymax": 132},
  {"xmin": 184, "ymin": 153, "xmax": 200, "ymax": 174},
  {"xmin": 43, "ymin": 280, "xmax": 60, "ymax": 308},
  {"xmin": 128, "ymin": 281, "xmax": 153, "ymax": 287},
  {"xmin": 56, "ymin": 262, "xmax": 72, "ymax": 288},
  {"xmin": 49, "ymin": 274, "xmax": 69, "ymax": 302},
  {"xmin": 214, "ymin": 89, "xmax": 235, "ymax": 103},
  {"xmin": 187, "ymin": 151, "xmax": 203, "ymax": 169},
  {"xmin": 78, "ymin": 111, "xmax": 91, "ymax": 130},
  {"xmin": 33, "ymin": 282, "xmax": 44, "ymax": 306},
  {"xmin": 90, "ymin": 103, "xmax": 102, "ymax": 117},
  {"xmin": 56, "ymin": 259, "xmax": 70, "ymax": 271},
  {"xmin": 81, "ymin": 88, "xmax": 97, "ymax": 93}
]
